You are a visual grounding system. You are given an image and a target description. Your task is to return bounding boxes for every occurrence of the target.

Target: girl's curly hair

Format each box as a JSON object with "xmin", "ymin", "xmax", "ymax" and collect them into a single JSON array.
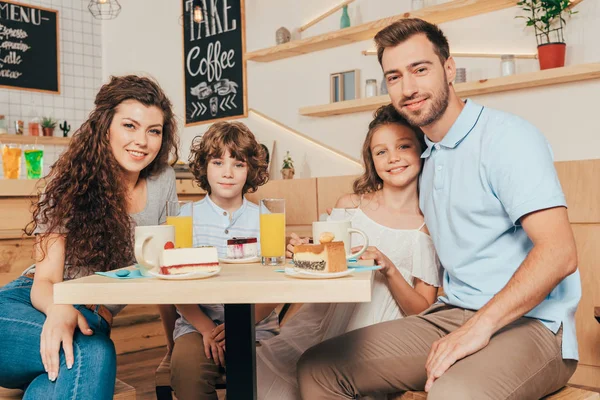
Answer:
[
  {"xmin": 353, "ymin": 104, "xmax": 427, "ymax": 195},
  {"xmin": 25, "ymin": 75, "xmax": 179, "ymax": 277},
  {"xmin": 188, "ymin": 121, "xmax": 268, "ymax": 195}
]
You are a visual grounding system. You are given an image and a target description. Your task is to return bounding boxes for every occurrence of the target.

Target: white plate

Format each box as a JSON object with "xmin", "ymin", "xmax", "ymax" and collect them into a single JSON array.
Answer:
[
  {"xmin": 218, "ymin": 256, "xmax": 261, "ymax": 264},
  {"xmin": 284, "ymin": 267, "xmax": 352, "ymax": 279},
  {"xmin": 147, "ymin": 267, "xmax": 221, "ymax": 280}
]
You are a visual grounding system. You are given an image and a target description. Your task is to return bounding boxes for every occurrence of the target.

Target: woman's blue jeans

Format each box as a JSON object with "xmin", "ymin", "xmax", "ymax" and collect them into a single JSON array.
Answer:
[{"xmin": 0, "ymin": 276, "xmax": 117, "ymax": 400}]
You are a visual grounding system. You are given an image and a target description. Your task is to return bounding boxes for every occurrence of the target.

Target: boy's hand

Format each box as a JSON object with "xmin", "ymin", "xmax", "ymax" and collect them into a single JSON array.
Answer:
[
  {"xmin": 212, "ymin": 323, "xmax": 226, "ymax": 350},
  {"xmin": 286, "ymin": 233, "xmax": 310, "ymax": 258},
  {"xmin": 202, "ymin": 332, "xmax": 226, "ymax": 367}
]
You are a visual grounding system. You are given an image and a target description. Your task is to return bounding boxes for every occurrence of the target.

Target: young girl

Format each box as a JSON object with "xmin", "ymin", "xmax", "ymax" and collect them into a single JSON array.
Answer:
[
  {"xmin": 0, "ymin": 75, "xmax": 179, "ymax": 399},
  {"xmin": 256, "ymin": 104, "xmax": 443, "ymax": 399},
  {"xmin": 168, "ymin": 121, "xmax": 279, "ymax": 400}
]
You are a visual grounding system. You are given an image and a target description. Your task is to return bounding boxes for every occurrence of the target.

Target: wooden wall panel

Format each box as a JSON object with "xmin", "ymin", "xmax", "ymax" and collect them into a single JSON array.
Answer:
[
  {"xmin": 0, "ymin": 198, "xmax": 35, "ymax": 231},
  {"xmin": 0, "ymin": 237, "xmax": 36, "ymax": 286},
  {"xmin": 316, "ymin": 175, "xmax": 359, "ymax": 216},
  {"xmin": 573, "ymin": 224, "xmax": 600, "ymax": 368},
  {"xmin": 556, "ymin": 159, "xmax": 600, "ymax": 224},
  {"xmin": 246, "ymin": 178, "xmax": 318, "ymax": 226}
]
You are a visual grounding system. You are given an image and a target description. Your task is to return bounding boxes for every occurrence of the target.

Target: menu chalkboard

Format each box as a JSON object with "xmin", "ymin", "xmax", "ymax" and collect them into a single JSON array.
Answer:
[
  {"xmin": 0, "ymin": 0, "xmax": 59, "ymax": 93},
  {"xmin": 182, "ymin": 0, "xmax": 247, "ymax": 126}
]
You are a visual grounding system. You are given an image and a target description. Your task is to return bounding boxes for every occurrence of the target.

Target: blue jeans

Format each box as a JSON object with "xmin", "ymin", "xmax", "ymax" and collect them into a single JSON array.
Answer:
[{"xmin": 0, "ymin": 276, "xmax": 117, "ymax": 400}]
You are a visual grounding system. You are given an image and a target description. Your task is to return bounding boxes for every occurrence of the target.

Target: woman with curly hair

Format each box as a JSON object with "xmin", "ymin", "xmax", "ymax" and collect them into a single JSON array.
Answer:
[
  {"xmin": 0, "ymin": 75, "xmax": 179, "ymax": 399},
  {"xmin": 162, "ymin": 121, "xmax": 279, "ymax": 400},
  {"xmin": 256, "ymin": 104, "xmax": 443, "ymax": 400}
]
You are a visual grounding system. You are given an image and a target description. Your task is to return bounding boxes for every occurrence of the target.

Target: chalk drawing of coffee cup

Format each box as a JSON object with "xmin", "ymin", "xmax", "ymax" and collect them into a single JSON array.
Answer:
[
  {"xmin": 191, "ymin": 82, "xmax": 212, "ymax": 100},
  {"xmin": 209, "ymin": 97, "xmax": 218, "ymax": 117}
]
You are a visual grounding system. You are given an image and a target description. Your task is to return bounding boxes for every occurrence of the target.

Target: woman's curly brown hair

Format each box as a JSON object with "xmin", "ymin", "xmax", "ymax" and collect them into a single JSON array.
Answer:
[
  {"xmin": 189, "ymin": 121, "xmax": 268, "ymax": 195},
  {"xmin": 353, "ymin": 104, "xmax": 427, "ymax": 195},
  {"xmin": 25, "ymin": 75, "xmax": 179, "ymax": 277}
]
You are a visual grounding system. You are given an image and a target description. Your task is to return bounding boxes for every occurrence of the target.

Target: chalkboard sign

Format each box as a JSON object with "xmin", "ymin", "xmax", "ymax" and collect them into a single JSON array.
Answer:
[
  {"xmin": 182, "ymin": 0, "xmax": 247, "ymax": 126},
  {"xmin": 0, "ymin": 0, "xmax": 59, "ymax": 93}
]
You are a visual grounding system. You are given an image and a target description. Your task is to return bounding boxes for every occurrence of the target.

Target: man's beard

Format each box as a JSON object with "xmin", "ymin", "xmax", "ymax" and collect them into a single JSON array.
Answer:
[{"xmin": 396, "ymin": 77, "xmax": 450, "ymax": 127}]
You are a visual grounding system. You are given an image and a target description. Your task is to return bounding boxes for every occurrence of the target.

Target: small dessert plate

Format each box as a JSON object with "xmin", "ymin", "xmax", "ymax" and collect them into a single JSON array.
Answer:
[
  {"xmin": 284, "ymin": 267, "xmax": 352, "ymax": 279},
  {"xmin": 147, "ymin": 267, "xmax": 221, "ymax": 280},
  {"xmin": 218, "ymin": 256, "xmax": 261, "ymax": 264}
]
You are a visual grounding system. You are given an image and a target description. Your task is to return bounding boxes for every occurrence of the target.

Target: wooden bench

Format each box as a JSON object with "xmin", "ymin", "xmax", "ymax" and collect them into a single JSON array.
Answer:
[
  {"xmin": 0, "ymin": 378, "xmax": 135, "ymax": 400},
  {"xmin": 391, "ymin": 386, "xmax": 599, "ymax": 399}
]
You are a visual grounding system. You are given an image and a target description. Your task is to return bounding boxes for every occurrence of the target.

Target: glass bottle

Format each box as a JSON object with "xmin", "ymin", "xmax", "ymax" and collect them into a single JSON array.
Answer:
[
  {"xmin": 365, "ymin": 79, "xmax": 377, "ymax": 98},
  {"xmin": 27, "ymin": 101, "xmax": 41, "ymax": 136},
  {"xmin": 340, "ymin": 5, "xmax": 350, "ymax": 29},
  {"xmin": 0, "ymin": 115, "xmax": 7, "ymax": 134},
  {"xmin": 501, "ymin": 54, "xmax": 516, "ymax": 77}
]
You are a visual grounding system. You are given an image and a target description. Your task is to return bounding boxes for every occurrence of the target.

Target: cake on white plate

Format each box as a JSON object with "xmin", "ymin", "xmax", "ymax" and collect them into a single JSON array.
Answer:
[
  {"xmin": 159, "ymin": 245, "xmax": 220, "ymax": 275},
  {"xmin": 226, "ymin": 237, "xmax": 258, "ymax": 259},
  {"xmin": 292, "ymin": 232, "xmax": 347, "ymax": 273}
]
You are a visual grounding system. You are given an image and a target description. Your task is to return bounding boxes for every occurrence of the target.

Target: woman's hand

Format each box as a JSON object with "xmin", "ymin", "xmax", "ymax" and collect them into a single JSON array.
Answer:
[
  {"xmin": 40, "ymin": 304, "xmax": 93, "ymax": 381},
  {"xmin": 202, "ymin": 327, "xmax": 226, "ymax": 367},
  {"xmin": 286, "ymin": 233, "xmax": 310, "ymax": 258},
  {"xmin": 353, "ymin": 246, "xmax": 398, "ymax": 278}
]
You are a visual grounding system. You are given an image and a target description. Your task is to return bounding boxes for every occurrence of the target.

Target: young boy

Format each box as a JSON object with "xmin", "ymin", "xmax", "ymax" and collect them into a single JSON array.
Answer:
[{"xmin": 170, "ymin": 121, "xmax": 279, "ymax": 400}]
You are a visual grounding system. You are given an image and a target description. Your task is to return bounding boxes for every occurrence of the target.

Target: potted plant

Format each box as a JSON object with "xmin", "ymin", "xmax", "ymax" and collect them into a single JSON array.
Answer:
[
  {"xmin": 281, "ymin": 151, "xmax": 295, "ymax": 180},
  {"xmin": 517, "ymin": 0, "xmax": 577, "ymax": 70},
  {"xmin": 41, "ymin": 117, "xmax": 57, "ymax": 137}
]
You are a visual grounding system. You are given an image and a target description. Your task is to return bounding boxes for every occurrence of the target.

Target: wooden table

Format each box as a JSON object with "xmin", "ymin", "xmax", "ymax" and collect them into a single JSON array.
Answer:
[{"xmin": 54, "ymin": 263, "xmax": 373, "ymax": 400}]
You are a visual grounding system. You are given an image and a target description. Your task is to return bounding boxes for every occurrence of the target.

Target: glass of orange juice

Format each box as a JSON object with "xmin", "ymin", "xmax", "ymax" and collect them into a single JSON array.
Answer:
[
  {"xmin": 2, "ymin": 143, "xmax": 22, "ymax": 179},
  {"xmin": 259, "ymin": 198, "xmax": 285, "ymax": 266},
  {"xmin": 166, "ymin": 201, "xmax": 193, "ymax": 248}
]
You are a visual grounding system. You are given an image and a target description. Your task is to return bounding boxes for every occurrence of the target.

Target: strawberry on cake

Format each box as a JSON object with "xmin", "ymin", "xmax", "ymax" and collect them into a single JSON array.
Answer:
[{"xmin": 159, "ymin": 245, "xmax": 220, "ymax": 275}]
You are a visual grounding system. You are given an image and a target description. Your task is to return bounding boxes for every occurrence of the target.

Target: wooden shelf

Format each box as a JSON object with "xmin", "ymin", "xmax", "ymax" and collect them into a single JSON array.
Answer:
[
  {"xmin": 0, "ymin": 179, "xmax": 44, "ymax": 197},
  {"xmin": 362, "ymin": 50, "xmax": 538, "ymax": 59},
  {"xmin": 245, "ymin": 0, "xmax": 516, "ymax": 62},
  {"xmin": 0, "ymin": 134, "xmax": 70, "ymax": 145},
  {"xmin": 300, "ymin": 63, "xmax": 600, "ymax": 117}
]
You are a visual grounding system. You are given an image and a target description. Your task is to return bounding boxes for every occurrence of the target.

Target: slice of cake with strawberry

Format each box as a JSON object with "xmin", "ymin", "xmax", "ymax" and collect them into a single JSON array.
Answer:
[{"xmin": 159, "ymin": 245, "xmax": 220, "ymax": 275}]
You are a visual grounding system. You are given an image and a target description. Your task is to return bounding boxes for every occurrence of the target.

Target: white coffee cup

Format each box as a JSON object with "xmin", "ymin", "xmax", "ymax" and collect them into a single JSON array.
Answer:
[
  {"xmin": 312, "ymin": 220, "xmax": 368, "ymax": 260},
  {"xmin": 134, "ymin": 225, "xmax": 175, "ymax": 276}
]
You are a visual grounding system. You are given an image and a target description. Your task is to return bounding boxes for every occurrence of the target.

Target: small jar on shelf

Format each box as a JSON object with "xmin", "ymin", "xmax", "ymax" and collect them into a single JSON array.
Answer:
[
  {"xmin": 365, "ymin": 79, "xmax": 378, "ymax": 98},
  {"xmin": 501, "ymin": 54, "xmax": 516, "ymax": 77},
  {"xmin": 0, "ymin": 115, "xmax": 8, "ymax": 134}
]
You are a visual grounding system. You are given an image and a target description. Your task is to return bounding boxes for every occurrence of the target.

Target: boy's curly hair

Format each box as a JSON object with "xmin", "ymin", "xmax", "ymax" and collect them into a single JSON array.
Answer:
[{"xmin": 189, "ymin": 121, "xmax": 269, "ymax": 195}]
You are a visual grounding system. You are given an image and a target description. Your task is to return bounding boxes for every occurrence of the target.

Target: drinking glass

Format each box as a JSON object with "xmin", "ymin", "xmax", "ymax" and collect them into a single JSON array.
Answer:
[
  {"xmin": 2, "ymin": 143, "xmax": 22, "ymax": 179},
  {"xmin": 166, "ymin": 200, "xmax": 194, "ymax": 248},
  {"xmin": 24, "ymin": 144, "xmax": 44, "ymax": 179},
  {"xmin": 259, "ymin": 198, "xmax": 286, "ymax": 266}
]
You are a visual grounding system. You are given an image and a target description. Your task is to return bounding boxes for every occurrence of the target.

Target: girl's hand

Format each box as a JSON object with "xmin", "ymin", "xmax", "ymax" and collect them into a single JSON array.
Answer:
[
  {"xmin": 202, "ymin": 329, "xmax": 226, "ymax": 367},
  {"xmin": 41, "ymin": 305, "xmax": 93, "ymax": 381},
  {"xmin": 352, "ymin": 246, "xmax": 398, "ymax": 278}
]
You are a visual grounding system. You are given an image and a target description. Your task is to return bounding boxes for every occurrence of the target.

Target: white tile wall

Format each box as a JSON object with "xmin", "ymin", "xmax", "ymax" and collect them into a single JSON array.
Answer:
[{"xmin": 0, "ymin": 0, "xmax": 102, "ymax": 179}]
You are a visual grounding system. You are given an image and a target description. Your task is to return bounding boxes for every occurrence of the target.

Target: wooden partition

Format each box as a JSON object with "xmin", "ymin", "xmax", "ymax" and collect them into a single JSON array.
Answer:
[
  {"xmin": 555, "ymin": 160, "xmax": 600, "ymax": 388},
  {"xmin": 316, "ymin": 175, "xmax": 358, "ymax": 216}
]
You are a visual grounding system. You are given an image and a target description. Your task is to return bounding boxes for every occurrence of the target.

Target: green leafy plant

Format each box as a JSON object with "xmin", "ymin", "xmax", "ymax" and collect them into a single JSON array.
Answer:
[
  {"xmin": 282, "ymin": 151, "xmax": 294, "ymax": 169},
  {"xmin": 41, "ymin": 117, "xmax": 57, "ymax": 129},
  {"xmin": 517, "ymin": 0, "xmax": 577, "ymax": 45}
]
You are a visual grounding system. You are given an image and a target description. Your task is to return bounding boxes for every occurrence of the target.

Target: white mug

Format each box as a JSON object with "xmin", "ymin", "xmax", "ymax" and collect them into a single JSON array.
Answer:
[
  {"xmin": 312, "ymin": 220, "xmax": 368, "ymax": 260},
  {"xmin": 134, "ymin": 225, "xmax": 175, "ymax": 276}
]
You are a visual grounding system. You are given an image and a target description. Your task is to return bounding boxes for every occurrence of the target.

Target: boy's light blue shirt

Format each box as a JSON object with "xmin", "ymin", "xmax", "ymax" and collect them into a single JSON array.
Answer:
[
  {"xmin": 419, "ymin": 99, "xmax": 581, "ymax": 360},
  {"xmin": 190, "ymin": 195, "xmax": 261, "ymax": 257},
  {"xmin": 174, "ymin": 195, "xmax": 279, "ymax": 341}
]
